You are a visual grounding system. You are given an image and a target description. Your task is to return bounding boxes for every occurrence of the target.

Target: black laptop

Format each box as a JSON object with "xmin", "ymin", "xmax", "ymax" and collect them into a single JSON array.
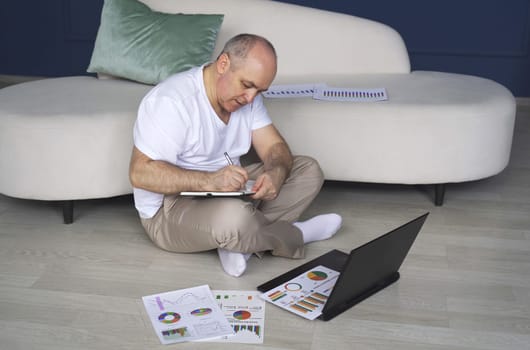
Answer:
[{"xmin": 257, "ymin": 213, "xmax": 429, "ymax": 321}]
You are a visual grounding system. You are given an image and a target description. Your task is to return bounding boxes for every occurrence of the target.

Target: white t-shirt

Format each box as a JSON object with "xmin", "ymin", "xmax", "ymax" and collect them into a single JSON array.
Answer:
[{"xmin": 132, "ymin": 66, "xmax": 272, "ymax": 218}]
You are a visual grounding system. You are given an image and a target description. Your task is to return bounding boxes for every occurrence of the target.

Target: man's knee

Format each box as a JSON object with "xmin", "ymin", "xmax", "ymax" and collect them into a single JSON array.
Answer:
[
  {"xmin": 210, "ymin": 200, "xmax": 261, "ymax": 251},
  {"xmin": 292, "ymin": 155, "xmax": 324, "ymax": 186}
]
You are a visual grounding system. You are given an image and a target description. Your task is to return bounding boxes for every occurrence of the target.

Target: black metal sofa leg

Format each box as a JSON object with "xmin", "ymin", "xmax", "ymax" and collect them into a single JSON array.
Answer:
[
  {"xmin": 63, "ymin": 200, "xmax": 74, "ymax": 224},
  {"xmin": 434, "ymin": 184, "xmax": 446, "ymax": 206}
]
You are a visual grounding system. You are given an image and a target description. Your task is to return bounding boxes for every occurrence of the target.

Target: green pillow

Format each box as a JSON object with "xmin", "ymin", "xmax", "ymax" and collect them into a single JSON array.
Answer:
[{"xmin": 87, "ymin": 0, "xmax": 224, "ymax": 85}]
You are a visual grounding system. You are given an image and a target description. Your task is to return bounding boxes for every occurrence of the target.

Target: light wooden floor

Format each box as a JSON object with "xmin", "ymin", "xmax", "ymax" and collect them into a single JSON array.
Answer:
[{"xmin": 1, "ymin": 104, "xmax": 529, "ymax": 350}]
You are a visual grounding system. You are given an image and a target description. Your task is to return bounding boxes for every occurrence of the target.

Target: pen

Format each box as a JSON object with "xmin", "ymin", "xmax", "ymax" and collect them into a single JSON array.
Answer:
[{"xmin": 224, "ymin": 152, "xmax": 234, "ymax": 166}]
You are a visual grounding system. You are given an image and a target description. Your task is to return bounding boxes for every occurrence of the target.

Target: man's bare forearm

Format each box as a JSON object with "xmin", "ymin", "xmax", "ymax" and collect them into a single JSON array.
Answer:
[
  {"xmin": 262, "ymin": 141, "xmax": 293, "ymax": 185},
  {"xmin": 129, "ymin": 147, "xmax": 209, "ymax": 194},
  {"xmin": 131, "ymin": 160, "xmax": 208, "ymax": 194}
]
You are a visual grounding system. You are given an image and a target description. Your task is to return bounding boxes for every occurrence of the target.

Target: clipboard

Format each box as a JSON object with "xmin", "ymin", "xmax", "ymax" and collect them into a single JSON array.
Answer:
[
  {"xmin": 180, "ymin": 180, "xmax": 256, "ymax": 197},
  {"xmin": 179, "ymin": 190, "xmax": 255, "ymax": 197}
]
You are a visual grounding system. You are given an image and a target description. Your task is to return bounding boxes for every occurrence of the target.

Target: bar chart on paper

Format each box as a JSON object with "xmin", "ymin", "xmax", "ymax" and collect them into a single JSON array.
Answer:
[
  {"xmin": 263, "ymin": 83, "xmax": 388, "ymax": 102},
  {"xmin": 313, "ymin": 86, "xmax": 387, "ymax": 102},
  {"xmin": 260, "ymin": 265, "xmax": 340, "ymax": 320},
  {"xmin": 205, "ymin": 290, "xmax": 266, "ymax": 344},
  {"xmin": 142, "ymin": 285, "xmax": 233, "ymax": 345}
]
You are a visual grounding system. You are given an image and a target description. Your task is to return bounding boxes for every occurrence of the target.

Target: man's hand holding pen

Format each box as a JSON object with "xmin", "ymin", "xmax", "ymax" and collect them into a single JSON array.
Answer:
[
  {"xmin": 210, "ymin": 152, "xmax": 248, "ymax": 191},
  {"xmin": 221, "ymin": 152, "xmax": 282, "ymax": 199}
]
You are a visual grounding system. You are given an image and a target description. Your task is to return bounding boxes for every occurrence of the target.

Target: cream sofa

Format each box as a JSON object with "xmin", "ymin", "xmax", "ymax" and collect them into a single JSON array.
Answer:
[{"xmin": 0, "ymin": 0, "xmax": 516, "ymax": 223}]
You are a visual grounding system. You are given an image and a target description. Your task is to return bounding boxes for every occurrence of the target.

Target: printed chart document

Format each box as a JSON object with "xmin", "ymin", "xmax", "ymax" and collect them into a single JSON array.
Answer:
[
  {"xmin": 180, "ymin": 180, "xmax": 256, "ymax": 197},
  {"xmin": 142, "ymin": 285, "xmax": 233, "ymax": 344},
  {"xmin": 260, "ymin": 265, "xmax": 340, "ymax": 320},
  {"xmin": 201, "ymin": 290, "xmax": 265, "ymax": 344},
  {"xmin": 313, "ymin": 86, "xmax": 387, "ymax": 102},
  {"xmin": 263, "ymin": 83, "xmax": 388, "ymax": 102},
  {"xmin": 262, "ymin": 83, "xmax": 325, "ymax": 98}
]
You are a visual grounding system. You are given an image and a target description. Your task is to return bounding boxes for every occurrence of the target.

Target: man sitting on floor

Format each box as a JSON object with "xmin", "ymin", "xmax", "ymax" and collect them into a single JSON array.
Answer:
[{"xmin": 129, "ymin": 33, "xmax": 342, "ymax": 277}]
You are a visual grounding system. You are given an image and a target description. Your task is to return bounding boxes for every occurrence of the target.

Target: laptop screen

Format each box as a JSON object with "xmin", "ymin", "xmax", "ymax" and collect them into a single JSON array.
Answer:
[{"xmin": 322, "ymin": 213, "xmax": 428, "ymax": 319}]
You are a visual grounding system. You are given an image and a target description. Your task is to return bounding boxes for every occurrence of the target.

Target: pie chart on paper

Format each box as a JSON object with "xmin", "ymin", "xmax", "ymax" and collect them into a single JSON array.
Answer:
[
  {"xmin": 233, "ymin": 310, "xmax": 251, "ymax": 320},
  {"xmin": 307, "ymin": 270, "xmax": 327, "ymax": 281}
]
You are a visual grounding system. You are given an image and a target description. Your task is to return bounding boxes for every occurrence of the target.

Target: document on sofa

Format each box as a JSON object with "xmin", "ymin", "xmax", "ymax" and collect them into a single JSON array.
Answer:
[
  {"xmin": 313, "ymin": 86, "xmax": 387, "ymax": 102},
  {"xmin": 262, "ymin": 83, "xmax": 325, "ymax": 98},
  {"xmin": 263, "ymin": 84, "xmax": 387, "ymax": 102}
]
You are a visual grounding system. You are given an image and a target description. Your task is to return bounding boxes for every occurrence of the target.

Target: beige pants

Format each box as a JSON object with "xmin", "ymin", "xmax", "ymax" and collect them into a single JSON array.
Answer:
[{"xmin": 140, "ymin": 156, "xmax": 324, "ymax": 259}]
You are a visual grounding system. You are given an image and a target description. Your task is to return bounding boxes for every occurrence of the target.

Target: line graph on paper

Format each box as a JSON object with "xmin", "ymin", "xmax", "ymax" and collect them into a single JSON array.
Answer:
[
  {"xmin": 142, "ymin": 285, "xmax": 234, "ymax": 344},
  {"xmin": 149, "ymin": 292, "xmax": 212, "ymax": 311}
]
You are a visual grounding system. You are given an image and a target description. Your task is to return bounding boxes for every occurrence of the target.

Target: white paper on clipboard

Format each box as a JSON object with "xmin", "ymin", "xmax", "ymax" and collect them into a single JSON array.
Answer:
[{"xmin": 180, "ymin": 180, "xmax": 256, "ymax": 197}]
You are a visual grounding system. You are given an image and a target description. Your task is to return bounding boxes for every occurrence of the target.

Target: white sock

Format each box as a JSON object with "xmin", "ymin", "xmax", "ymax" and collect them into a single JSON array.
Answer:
[
  {"xmin": 217, "ymin": 249, "xmax": 252, "ymax": 277},
  {"xmin": 293, "ymin": 213, "xmax": 342, "ymax": 244}
]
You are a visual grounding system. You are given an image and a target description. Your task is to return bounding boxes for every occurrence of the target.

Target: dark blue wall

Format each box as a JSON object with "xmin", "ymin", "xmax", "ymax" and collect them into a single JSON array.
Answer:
[
  {"xmin": 283, "ymin": 0, "xmax": 530, "ymax": 97},
  {"xmin": 0, "ymin": 1, "xmax": 103, "ymax": 77},
  {"xmin": 1, "ymin": 0, "xmax": 529, "ymax": 96}
]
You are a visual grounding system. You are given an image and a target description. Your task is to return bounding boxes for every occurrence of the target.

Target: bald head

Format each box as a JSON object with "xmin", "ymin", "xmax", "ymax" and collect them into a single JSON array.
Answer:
[
  {"xmin": 219, "ymin": 33, "xmax": 277, "ymax": 72},
  {"xmin": 204, "ymin": 34, "xmax": 277, "ymax": 118}
]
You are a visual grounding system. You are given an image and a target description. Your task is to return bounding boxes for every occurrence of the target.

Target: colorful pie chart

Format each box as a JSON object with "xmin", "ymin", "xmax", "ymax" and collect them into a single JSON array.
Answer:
[
  {"xmin": 190, "ymin": 308, "xmax": 212, "ymax": 316},
  {"xmin": 307, "ymin": 270, "xmax": 327, "ymax": 281},
  {"xmin": 285, "ymin": 282, "xmax": 303, "ymax": 291},
  {"xmin": 158, "ymin": 312, "xmax": 180, "ymax": 324},
  {"xmin": 233, "ymin": 310, "xmax": 251, "ymax": 320}
]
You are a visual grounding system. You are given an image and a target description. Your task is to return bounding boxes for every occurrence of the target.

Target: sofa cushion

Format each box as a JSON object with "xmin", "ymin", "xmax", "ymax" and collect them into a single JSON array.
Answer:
[
  {"xmin": 87, "ymin": 0, "xmax": 223, "ymax": 85},
  {"xmin": 265, "ymin": 71, "xmax": 516, "ymax": 184},
  {"xmin": 0, "ymin": 77, "xmax": 152, "ymax": 200}
]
